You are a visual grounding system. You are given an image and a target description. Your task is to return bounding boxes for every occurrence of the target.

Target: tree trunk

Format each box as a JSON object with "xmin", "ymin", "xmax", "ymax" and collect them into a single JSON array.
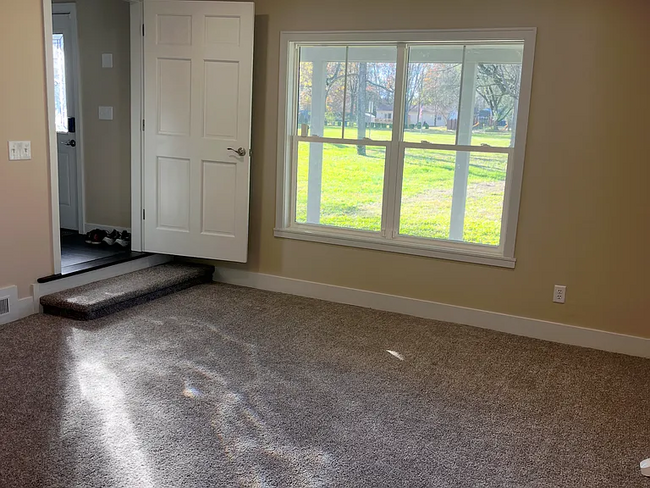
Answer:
[{"xmin": 357, "ymin": 62, "xmax": 367, "ymax": 156}]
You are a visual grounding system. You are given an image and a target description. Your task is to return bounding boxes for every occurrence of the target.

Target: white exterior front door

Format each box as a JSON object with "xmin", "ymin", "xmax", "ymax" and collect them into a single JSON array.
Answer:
[
  {"xmin": 143, "ymin": 1, "xmax": 254, "ymax": 262},
  {"xmin": 53, "ymin": 8, "xmax": 80, "ymax": 231}
]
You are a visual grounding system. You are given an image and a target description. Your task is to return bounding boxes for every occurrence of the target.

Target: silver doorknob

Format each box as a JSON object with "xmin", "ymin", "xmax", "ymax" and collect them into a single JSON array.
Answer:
[
  {"xmin": 62, "ymin": 140, "xmax": 76, "ymax": 147},
  {"xmin": 227, "ymin": 147, "xmax": 246, "ymax": 157}
]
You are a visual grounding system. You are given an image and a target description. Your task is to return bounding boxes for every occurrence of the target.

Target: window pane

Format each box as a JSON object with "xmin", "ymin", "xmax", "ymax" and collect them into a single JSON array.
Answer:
[
  {"xmin": 298, "ymin": 47, "xmax": 347, "ymax": 138},
  {"xmin": 296, "ymin": 141, "xmax": 385, "ymax": 232},
  {"xmin": 404, "ymin": 46, "xmax": 463, "ymax": 144},
  {"xmin": 52, "ymin": 34, "xmax": 68, "ymax": 133},
  {"xmin": 399, "ymin": 149, "xmax": 507, "ymax": 246},
  {"xmin": 399, "ymin": 149, "xmax": 456, "ymax": 240},
  {"xmin": 465, "ymin": 44, "xmax": 524, "ymax": 148},
  {"xmin": 463, "ymin": 152, "xmax": 508, "ymax": 245},
  {"xmin": 344, "ymin": 46, "xmax": 397, "ymax": 141}
]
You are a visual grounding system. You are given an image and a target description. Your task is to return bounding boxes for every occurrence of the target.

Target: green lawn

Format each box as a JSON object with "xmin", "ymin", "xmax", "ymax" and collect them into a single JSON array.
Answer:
[
  {"xmin": 296, "ymin": 126, "xmax": 508, "ymax": 246},
  {"xmin": 319, "ymin": 125, "xmax": 514, "ymax": 147}
]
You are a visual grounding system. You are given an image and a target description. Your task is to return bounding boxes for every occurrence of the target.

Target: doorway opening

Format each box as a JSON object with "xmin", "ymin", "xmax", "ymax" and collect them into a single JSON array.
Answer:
[
  {"xmin": 50, "ymin": 2, "xmax": 140, "ymax": 276},
  {"xmin": 44, "ymin": 0, "xmax": 255, "ymax": 279}
]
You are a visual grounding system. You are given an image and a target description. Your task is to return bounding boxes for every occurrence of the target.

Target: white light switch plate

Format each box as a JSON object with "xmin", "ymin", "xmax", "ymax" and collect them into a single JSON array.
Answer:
[
  {"xmin": 8, "ymin": 141, "xmax": 31, "ymax": 161},
  {"xmin": 102, "ymin": 53, "xmax": 113, "ymax": 68},
  {"xmin": 98, "ymin": 106, "xmax": 114, "ymax": 120}
]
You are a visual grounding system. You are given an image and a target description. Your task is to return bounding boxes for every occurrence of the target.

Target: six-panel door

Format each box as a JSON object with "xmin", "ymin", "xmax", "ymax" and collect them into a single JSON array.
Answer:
[{"xmin": 143, "ymin": 1, "xmax": 254, "ymax": 262}]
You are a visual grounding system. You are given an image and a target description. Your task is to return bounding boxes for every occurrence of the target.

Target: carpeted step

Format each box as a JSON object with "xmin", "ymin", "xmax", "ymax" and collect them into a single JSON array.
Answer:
[{"xmin": 40, "ymin": 263, "xmax": 214, "ymax": 320}]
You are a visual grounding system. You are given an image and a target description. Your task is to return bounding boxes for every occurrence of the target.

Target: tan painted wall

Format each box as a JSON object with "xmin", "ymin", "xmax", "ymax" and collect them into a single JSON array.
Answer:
[
  {"xmin": 54, "ymin": 0, "xmax": 131, "ymax": 228},
  {"xmin": 75, "ymin": 0, "xmax": 131, "ymax": 228},
  {"xmin": 0, "ymin": 0, "xmax": 54, "ymax": 297},
  {"xmin": 4, "ymin": 0, "xmax": 649, "ymax": 338},
  {"xmin": 218, "ymin": 0, "xmax": 650, "ymax": 338}
]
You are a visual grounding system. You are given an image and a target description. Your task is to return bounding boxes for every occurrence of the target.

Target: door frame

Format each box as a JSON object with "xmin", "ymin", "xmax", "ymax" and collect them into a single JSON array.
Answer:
[
  {"xmin": 44, "ymin": 0, "xmax": 60, "ymax": 273},
  {"xmin": 129, "ymin": 0, "xmax": 144, "ymax": 252},
  {"xmin": 44, "ymin": 1, "xmax": 87, "ymax": 273},
  {"xmin": 45, "ymin": 0, "xmax": 253, "ymax": 264}
]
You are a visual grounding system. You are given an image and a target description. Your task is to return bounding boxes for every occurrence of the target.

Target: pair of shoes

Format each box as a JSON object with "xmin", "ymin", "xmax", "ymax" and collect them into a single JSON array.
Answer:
[
  {"xmin": 116, "ymin": 231, "xmax": 131, "ymax": 248},
  {"xmin": 102, "ymin": 230, "xmax": 121, "ymax": 246},
  {"xmin": 85, "ymin": 229, "xmax": 107, "ymax": 245},
  {"xmin": 104, "ymin": 230, "xmax": 131, "ymax": 248},
  {"xmin": 84, "ymin": 229, "xmax": 131, "ymax": 248}
]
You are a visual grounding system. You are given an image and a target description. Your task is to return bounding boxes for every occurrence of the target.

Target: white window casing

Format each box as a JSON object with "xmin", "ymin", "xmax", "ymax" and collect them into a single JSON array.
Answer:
[{"xmin": 275, "ymin": 29, "xmax": 537, "ymax": 268}]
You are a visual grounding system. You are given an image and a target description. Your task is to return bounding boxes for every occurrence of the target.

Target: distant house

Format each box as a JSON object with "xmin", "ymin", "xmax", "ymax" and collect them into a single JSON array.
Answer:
[
  {"xmin": 406, "ymin": 107, "xmax": 445, "ymax": 127},
  {"xmin": 375, "ymin": 104, "xmax": 394, "ymax": 124},
  {"xmin": 447, "ymin": 108, "xmax": 512, "ymax": 131},
  {"xmin": 375, "ymin": 104, "xmax": 446, "ymax": 127}
]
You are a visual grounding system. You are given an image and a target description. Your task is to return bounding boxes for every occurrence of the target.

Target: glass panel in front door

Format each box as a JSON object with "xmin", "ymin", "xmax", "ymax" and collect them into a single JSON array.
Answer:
[{"xmin": 52, "ymin": 33, "xmax": 68, "ymax": 133}]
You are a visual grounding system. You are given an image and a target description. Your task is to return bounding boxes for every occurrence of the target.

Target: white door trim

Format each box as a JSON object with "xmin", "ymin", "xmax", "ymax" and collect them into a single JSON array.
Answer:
[
  {"xmin": 43, "ymin": 0, "xmax": 61, "ymax": 274},
  {"xmin": 130, "ymin": 1, "xmax": 144, "ymax": 252},
  {"xmin": 44, "ymin": 1, "xmax": 87, "ymax": 274}
]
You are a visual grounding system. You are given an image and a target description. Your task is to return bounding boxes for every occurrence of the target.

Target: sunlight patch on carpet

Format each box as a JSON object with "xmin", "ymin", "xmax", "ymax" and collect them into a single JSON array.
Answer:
[{"xmin": 71, "ymin": 330, "xmax": 155, "ymax": 487}]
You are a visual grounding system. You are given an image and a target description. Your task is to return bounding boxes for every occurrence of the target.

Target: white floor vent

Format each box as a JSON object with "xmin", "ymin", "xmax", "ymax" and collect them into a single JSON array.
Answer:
[{"xmin": 0, "ymin": 286, "xmax": 34, "ymax": 325}]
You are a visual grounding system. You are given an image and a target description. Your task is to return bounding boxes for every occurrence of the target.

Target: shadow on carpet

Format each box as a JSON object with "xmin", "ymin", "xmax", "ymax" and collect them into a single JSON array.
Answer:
[{"xmin": 1, "ymin": 283, "xmax": 649, "ymax": 487}]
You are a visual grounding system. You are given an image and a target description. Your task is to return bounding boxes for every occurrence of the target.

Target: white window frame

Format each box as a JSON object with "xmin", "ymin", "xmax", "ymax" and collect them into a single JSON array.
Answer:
[{"xmin": 275, "ymin": 29, "xmax": 536, "ymax": 268}]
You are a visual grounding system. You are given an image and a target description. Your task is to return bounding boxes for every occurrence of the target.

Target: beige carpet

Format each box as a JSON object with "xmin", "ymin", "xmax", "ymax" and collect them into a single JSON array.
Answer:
[{"xmin": 1, "ymin": 283, "xmax": 649, "ymax": 487}]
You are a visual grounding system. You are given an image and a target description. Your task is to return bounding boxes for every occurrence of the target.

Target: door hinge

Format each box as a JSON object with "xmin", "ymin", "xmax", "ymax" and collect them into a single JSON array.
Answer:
[
  {"xmin": 142, "ymin": 24, "xmax": 145, "ymax": 36},
  {"xmin": 142, "ymin": 119, "xmax": 145, "ymax": 131},
  {"xmin": 143, "ymin": 209, "xmax": 146, "ymax": 220}
]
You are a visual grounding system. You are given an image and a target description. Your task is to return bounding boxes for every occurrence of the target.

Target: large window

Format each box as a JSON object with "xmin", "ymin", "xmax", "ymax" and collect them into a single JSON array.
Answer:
[{"xmin": 276, "ymin": 30, "xmax": 535, "ymax": 267}]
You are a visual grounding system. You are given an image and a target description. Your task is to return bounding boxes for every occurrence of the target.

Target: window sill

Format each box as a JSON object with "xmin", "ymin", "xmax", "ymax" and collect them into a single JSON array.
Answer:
[{"xmin": 274, "ymin": 227, "xmax": 516, "ymax": 269}]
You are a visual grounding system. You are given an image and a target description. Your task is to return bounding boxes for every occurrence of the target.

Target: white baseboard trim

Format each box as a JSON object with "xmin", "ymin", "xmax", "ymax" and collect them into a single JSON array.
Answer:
[
  {"xmin": 213, "ymin": 268, "xmax": 650, "ymax": 359},
  {"xmin": 33, "ymin": 254, "xmax": 172, "ymax": 312},
  {"xmin": 84, "ymin": 223, "xmax": 131, "ymax": 234},
  {"xmin": 0, "ymin": 286, "xmax": 36, "ymax": 326},
  {"xmin": 17, "ymin": 296, "xmax": 35, "ymax": 322}
]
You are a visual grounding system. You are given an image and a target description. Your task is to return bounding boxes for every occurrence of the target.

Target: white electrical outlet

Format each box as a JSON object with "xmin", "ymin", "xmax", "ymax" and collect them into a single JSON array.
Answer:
[
  {"xmin": 553, "ymin": 285, "xmax": 566, "ymax": 304},
  {"xmin": 8, "ymin": 141, "xmax": 31, "ymax": 161}
]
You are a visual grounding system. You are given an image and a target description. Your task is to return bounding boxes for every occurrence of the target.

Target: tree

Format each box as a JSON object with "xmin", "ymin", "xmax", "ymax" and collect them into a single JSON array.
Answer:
[
  {"xmin": 475, "ymin": 64, "xmax": 522, "ymax": 130},
  {"xmin": 298, "ymin": 62, "xmax": 313, "ymax": 125},
  {"xmin": 426, "ymin": 64, "xmax": 462, "ymax": 126},
  {"xmin": 299, "ymin": 58, "xmax": 399, "ymax": 148},
  {"xmin": 403, "ymin": 63, "xmax": 425, "ymax": 126},
  {"xmin": 325, "ymin": 62, "xmax": 345, "ymax": 123},
  {"xmin": 356, "ymin": 62, "xmax": 367, "ymax": 155},
  {"xmin": 397, "ymin": 63, "xmax": 462, "ymax": 129}
]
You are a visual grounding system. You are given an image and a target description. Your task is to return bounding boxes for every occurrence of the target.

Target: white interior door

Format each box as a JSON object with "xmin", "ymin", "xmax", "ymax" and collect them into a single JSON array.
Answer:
[
  {"xmin": 143, "ymin": 0, "xmax": 254, "ymax": 262},
  {"xmin": 53, "ymin": 10, "xmax": 79, "ymax": 231}
]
